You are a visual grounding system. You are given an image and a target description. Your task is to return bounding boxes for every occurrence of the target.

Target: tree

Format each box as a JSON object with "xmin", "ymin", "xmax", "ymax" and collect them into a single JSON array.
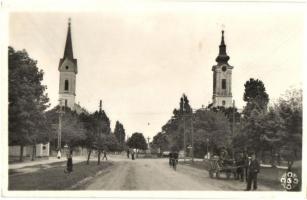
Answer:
[
  {"xmin": 114, "ymin": 121, "xmax": 126, "ymax": 151},
  {"xmin": 46, "ymin": 106, "xmax": 86, "ymax": 150},
  {"xmin": 239, "ymin": 78, "xmax": 269, "ymax": 156},
  {"xmin": 161, "ymin": 94, "xmax": 192, "ymax": 151},
  {"xmin": 9, "ymin": 47, "xmax": 50, "ymax": 161},
  {"xmin": 152, "ymin": 132, "xmax": 169, "ymax": 152},
  {"xmin": 243, "ymin": 78, "xmax": 269, "ymax": 118},
  {"xmin": 193, "ymin": 109, "xmax": 232, "ymax": 157},
  {"xmin": 275, "ymin": 88, "xmax": 302, "ymax": 160},
  {"xmin": 127, "ymin": 132, "xmax": 147, "ymax": 157}
]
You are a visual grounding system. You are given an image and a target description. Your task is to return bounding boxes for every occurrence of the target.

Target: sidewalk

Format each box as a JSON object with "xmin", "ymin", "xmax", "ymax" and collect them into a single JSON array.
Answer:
[{"xmin": 9, "ymin": 156, "xmax": 86, "ymax": 170}]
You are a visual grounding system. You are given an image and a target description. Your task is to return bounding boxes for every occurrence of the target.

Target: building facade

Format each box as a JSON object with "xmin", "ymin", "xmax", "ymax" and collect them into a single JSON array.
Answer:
[{"xmin": 212, "ymin": 30, "xmax": 234, "ymax": 108}]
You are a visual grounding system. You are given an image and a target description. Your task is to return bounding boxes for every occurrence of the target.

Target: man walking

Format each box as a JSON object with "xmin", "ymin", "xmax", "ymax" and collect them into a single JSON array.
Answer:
[{"xmin": 245, "ymin": 152, "xmax": 260, "ymax": 191}]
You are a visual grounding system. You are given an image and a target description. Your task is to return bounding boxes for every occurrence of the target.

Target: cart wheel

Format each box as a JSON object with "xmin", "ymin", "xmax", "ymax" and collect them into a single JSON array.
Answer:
[
  {"xmin": 216, "ymin": 171, "xmax": 220, "ymax": 179},
  {"xmin": 209, "ymin": 170, "xmax": 213, "ymax": 178}
]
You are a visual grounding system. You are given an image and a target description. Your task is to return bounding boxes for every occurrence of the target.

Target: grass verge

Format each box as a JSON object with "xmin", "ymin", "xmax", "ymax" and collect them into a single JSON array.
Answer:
[{"xmin": 9, "ymin": 161, "xmax": 113, "ymax": 190}]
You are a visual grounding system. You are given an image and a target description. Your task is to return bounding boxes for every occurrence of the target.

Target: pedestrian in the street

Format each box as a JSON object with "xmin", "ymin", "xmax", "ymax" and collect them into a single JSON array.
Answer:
[
  {"xmin": 127, "ymin": 149, "xmax": 130, "ymax": 158},
  {"xmin": 243, "ymin": 151, "xmax": 249, "ymax": 182},
  {"xmin": 65, "ymin": 149, "xmax": 73, "ymax": 174},
  {"xmin": 169, "ymin": 152, "xmax": 173, "ymax": 167},
  {"xmin": 131, "ymin": 149, "xmax": 135, "ymax": 160},
  {"xmin": 245, "ymin": 152, "xmax": 260, "ymax": 191},
  {"xmin": 236, "ymin": 152, "xmax": 244, "ymax": 181},
  {"xmin": 102, "ymin": 149, "xmax": 108, "ymax": 160}
]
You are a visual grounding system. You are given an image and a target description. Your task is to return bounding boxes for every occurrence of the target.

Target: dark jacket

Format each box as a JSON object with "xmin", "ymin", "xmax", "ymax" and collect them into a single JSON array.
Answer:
[{"xmin": 248, "ymin": 159, "xmax": 260, "ymax": 174}]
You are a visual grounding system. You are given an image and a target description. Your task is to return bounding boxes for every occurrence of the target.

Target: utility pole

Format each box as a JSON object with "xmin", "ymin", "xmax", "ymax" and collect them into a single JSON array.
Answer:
[
  {"xmin": 57, "ymin": 99, "xmax": 64, "ymax": 159},
  {"xmin": 232, "ymin": 100, "xmax": 235, "ymax": 135},
  {"xmin": 183, "ymin": 113, "xmax": 186, "ymax": 163},
  {"xmin": 232, "ymin": 100, "xmax": 235, "ymax": 158},
  {"xmin": 191, "ymin": 112, "xmax": 194, "ymax": 163}
]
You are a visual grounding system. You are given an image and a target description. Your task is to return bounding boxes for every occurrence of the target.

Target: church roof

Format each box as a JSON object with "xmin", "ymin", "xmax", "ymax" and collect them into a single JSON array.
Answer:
[
  {"xmin": 215, "ymin": 30, "xmax": 230, "ymax": 64},
  {"xmin": 64, "ymin": 19, "xmax": 74, "ymax": 60},
  {"xmin": 59, "ymin": 18, "xmax": 77, "ymax": 68}
]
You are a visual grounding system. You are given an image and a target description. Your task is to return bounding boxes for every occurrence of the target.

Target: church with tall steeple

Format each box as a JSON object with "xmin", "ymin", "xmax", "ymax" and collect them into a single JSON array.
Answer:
[
  {"xmin": 211, "ymin": 30, "xmax": 234, "ymax": 108},
  {"xmin": 58, "ymin": 19, "xmax": 78, "ymax": 110}
]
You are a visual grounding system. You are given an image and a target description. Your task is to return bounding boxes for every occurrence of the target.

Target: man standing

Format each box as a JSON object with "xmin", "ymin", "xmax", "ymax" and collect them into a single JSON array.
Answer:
[
  {"xmin": 245, "ymin": 152, "xmax": 260, "ymax": 191},
  {"xmin": 127, "ymin": 149, "xmax": 130, "ymax": 158},
  {"xmin": 65, "ymin": 149, "xmax": 73, "ymax": 174},
  {"xmin": 102, "ymin": 149, "xmax": 108, "ymax": 160},
  {"xmin": 131, "ymin": 149, "xmax": 135, "ymax": 160}
]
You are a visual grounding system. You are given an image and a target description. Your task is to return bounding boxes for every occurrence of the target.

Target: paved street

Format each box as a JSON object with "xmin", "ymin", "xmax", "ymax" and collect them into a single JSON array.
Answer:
[{"xmin": 84, "ymin": 156, "xmax": 272, "ymax": 191}]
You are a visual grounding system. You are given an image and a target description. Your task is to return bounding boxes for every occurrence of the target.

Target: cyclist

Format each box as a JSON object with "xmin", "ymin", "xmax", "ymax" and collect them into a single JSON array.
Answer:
[{"xmin": 172, "ymin": 151, "xmax": 179, "ymax": 170}]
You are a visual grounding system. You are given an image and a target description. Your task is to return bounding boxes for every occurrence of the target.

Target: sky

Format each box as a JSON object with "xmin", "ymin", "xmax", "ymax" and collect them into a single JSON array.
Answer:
[{"xmin": 9, "ymin": 2, "xmax": 304, "ymax": 140}]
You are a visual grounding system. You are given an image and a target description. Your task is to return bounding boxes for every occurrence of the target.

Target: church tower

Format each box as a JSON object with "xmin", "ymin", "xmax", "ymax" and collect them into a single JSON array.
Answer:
[
  {"xmin": 212, "ymin": 30, "xmax": 233, "ymax": 108},
  {"xmin": 58, "ymin": 19, "xmax": 77, "ymax": 110}
]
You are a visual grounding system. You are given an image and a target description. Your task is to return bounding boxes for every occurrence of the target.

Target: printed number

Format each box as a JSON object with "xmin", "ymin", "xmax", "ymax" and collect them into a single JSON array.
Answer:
[
  {"xmin": 286, "ymin": 184, "xmax": 292, "ymax": 190},
  {"xmin": 293, "ymin": 178, "xmax": 299, "ymax": 184}
]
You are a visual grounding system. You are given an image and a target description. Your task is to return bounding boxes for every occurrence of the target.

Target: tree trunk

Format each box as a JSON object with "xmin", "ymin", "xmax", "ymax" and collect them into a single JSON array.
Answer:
[
  {"xmin": 19, "ymin": 145, "xmax": 24, "ymax": 162},
  {"xmin": 97, "ymin": 150, "xmax": 101, "ymax": 165},
  {"xmin": 31, "ymin": 145, "xmax": 36, "ymax": 161},
  {"xmin": 261, "ymin": 149, "xmax": 265, "ymax": 163},
  {"xmin": 87, "ymin": 149, "xmax": 92, "ymax": 165},
  {"xmin": 270, "ymin": 147, "xmax": 276, "ymax": 168}
]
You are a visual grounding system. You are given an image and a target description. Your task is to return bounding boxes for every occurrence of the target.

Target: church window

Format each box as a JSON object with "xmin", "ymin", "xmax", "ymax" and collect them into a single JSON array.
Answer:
[
  {"xmin": 222, "ymin": 66, "xmax": 227, "ymax": 72},
  {"xmin": 66, "ymin": 66, "xmax": 69, "ymax": 70},
  {"xmin": 222, "ymin": 100, "xmax": 226, "ymax": 106},
  {"xmin": 222, "ymin": 79, "xmax": 226, "ymax": 89},
  {"xmin": 64, "ymin": 80, "xmax": 69, "ymax": 91}
]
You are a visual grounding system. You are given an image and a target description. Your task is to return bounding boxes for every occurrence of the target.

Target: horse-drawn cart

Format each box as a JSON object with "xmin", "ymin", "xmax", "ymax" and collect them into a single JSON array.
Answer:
[{"xmin": 208, "ymin": 156, "xmax": 238, "ymax": 179}]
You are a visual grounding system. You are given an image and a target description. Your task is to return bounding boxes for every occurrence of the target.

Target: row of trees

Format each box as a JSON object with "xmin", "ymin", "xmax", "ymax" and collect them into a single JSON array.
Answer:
[
  {"xmin": 152, "ymin": 79, "xmax": 302, "ymax": 163},
  {"xmin": 8, "ymin": 47, "xmax": 128, "ymax": 163}
]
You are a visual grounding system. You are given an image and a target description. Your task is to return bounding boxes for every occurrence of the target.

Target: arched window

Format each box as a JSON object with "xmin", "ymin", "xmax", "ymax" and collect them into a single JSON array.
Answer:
[
  {"xmin": 64, "ymin": 80, "xmax": 69, "ymax": 91},
  {"xmin": 222, "ymin": 79, "xmax": 226, "ymax": 89},
  {"xmin": 222, "ymin": 100, "xmax": 226, "ymax": 106}
]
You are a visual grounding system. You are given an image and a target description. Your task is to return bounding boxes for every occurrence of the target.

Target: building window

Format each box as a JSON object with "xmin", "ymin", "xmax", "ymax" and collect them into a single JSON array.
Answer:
[
  {"xmin": 222, "ymin": 100, "xmax": 226, "ymax": 106},
  {"xmin": 64, "ymin": 80, "xmax": 69, "ymax": 91},
  {"xmin": 222, "ymin": 79, "xmax": 226, "ymax": 89},
  {"xmin": 66, "ymin": 66, "xmax": 69, "ymax": 70},
  {"xmin": 65, "ymin": 99, "xmax": 68, "ymax": 107}
]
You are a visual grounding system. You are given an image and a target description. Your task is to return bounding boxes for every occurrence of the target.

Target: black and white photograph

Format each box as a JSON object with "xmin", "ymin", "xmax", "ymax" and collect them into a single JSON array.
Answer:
[{"xmin": 1, "ymin": 0, "xmax": 306, "ymax": 199}]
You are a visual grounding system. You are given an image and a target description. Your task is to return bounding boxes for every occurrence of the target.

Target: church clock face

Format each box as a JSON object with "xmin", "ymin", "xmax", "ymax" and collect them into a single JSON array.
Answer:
[{"xmin": 222, "ymin": 66, "xmax": 227, "ymax": 72}]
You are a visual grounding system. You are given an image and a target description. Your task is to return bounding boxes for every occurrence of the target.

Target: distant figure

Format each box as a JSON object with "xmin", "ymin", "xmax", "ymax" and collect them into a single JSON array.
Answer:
[
  {"xmin": 236, "ymin": 152, "xmax": 244, "ymax": 181},
  {"xmin": 169, "ymin": 152, "xmax": 173, "ymax": 167},
  {"xmin": 102, "ymin": 150, "xmax": 108, "ymax": 160},
  {"xmin": 65, "ymin": 149, "xmax": 73, "ymax": 173},
  {"xmin": 245, "ymin": 152, "xmax": 260, "ymax": 191},
  {"xmin": 131, "ymin": 149, "xmax": 135, "ymax": 160},
  {"xmin": 127, "ymin": 149, "xmax": 130, "ymax": 158}
]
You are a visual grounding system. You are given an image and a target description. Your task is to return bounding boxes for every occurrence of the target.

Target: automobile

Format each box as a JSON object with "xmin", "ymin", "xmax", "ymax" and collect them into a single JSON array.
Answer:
[{"xmin": 162, "ymin": 151, "xmax": 170, "ymax": 157}]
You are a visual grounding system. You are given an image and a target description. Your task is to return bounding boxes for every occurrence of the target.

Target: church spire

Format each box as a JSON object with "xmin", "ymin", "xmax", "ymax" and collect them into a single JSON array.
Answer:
[
  {"xmin": 63, "ymin": 18, "xmax": 74, "ymax": 60},
  {"xmin": 215, "ymin": 30, "xmax": 230, "ymax": 64}
]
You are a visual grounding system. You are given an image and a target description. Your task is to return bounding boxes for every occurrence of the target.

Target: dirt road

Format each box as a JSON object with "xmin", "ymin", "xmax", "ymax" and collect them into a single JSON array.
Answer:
[{"xmin": 85, "ymin": 157, "xmax": 272, "ymax": 190}]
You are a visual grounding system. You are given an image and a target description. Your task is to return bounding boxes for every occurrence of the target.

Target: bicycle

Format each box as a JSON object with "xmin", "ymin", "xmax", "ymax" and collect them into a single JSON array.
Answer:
[{"xmin": 171, "ymin": 158, "xmax": 178, "ymax": 171}]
